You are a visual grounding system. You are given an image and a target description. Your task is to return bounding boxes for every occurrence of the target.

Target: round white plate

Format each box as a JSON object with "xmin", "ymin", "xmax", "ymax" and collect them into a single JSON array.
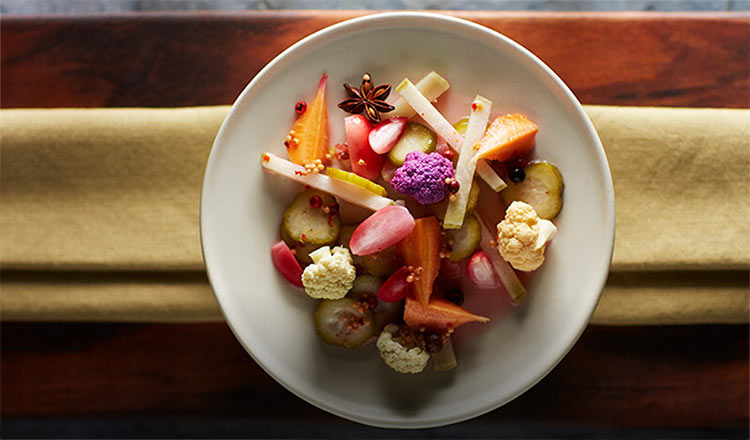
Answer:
[{"xmin": 201, "ymin": 12, "xmax": 615, "ymax": 429}]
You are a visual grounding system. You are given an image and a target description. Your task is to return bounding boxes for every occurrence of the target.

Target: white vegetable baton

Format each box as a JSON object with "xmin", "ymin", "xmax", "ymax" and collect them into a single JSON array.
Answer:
[
  {"xmin": 260, "ymin": 152, "xmax": 394, "ymax": 211},
  {"xmin": 386, "ymin": 72, "xmax": 450, "ymax": 119},
  {"xmin": 475, "ymin": 212, "xmax": 527, "ymax": 303},
  {"xmin": 443, "ymin": 95, "xmax": 492, "ymax": 229},
  {"xmin": 396, "ymin": 78, "xmax": 463, "ymax": 149},
  {"xmin": 476, "ymin": 161, "xmax": 507, "ymax": 191},
  {"xmin": 395, "ymin": 78, "xmax": 507, "ymax": 192}
]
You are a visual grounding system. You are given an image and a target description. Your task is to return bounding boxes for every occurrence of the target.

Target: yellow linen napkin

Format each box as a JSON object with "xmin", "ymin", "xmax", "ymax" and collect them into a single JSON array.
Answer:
[{"xmin": 1, "ymin": 106, "xmax": 748, "ymax": 324}]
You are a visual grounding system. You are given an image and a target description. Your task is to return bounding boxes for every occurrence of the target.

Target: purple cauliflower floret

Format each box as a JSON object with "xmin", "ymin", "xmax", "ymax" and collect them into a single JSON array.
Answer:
[{"xmin": 390, "ymin": 151, "xmax": 455, "ymax": 204}]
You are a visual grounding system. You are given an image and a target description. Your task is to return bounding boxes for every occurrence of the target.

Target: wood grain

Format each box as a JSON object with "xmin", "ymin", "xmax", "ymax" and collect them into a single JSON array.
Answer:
[
  {"xmin": 1, "ymin": 11, "xmax": 748, "ymax": 109},
  {"xmin": 1, "ymin": 322, "xmax": 747, "ymax": 428}
]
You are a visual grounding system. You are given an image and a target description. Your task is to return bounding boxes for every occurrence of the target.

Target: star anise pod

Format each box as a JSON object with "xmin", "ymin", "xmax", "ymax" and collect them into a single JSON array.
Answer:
[{"xmin": 337, "ymin": 73, "xmax": 396, "ymax": 124}]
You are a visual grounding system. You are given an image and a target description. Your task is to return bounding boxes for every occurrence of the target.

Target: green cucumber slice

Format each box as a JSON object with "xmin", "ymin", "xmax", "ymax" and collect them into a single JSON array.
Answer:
[
  {"xmin": 281, "ymin": 189, "xmax": 340, "ymax": 246},
  {"xmin": 501, "ymin": 161, "xmax": 564, "ymax": 219},
  {"xmin": 445, "ymin": 214, "xmax": 481, "ymax": 261},
  {"xmin": 387, "ymin": 123, "xmax": 437, "ymax": 166}
]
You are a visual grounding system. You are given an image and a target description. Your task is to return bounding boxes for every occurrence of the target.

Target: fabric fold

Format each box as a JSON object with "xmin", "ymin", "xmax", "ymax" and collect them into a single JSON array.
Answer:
[{"xmin": 1, "ymin": 106, "xmax": 748, "ymax": 324}]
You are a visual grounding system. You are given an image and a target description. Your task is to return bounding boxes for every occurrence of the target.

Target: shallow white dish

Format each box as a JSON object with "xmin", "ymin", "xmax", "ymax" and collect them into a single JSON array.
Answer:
[{"xmin": 201, "ymin": 12, "xmax": 615, "ymax": 429}]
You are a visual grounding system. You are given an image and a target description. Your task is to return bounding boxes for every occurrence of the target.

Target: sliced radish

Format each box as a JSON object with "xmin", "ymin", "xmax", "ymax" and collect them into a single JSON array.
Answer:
[
  {"xmin": 260, "ymin": 152, "xmax": 393, "ymax": 211},
  {"xmin": 368, "ymin": 117, "xmax": 408, "ymax": 154},
  {"xmin": 349, "ymin": 205, "xmax": 415, "ymax": 256},
  {"xmin": 377, "ymin": 266, "xmax": 411, "ymax": 302},
  {"xmin": 466, "ymin": 250, "xmax": 501, "ymax": 289},
  {"xmin": 345, "ymin": 115, "xmax": 382, "ymax": 181},
  {"xmin": 270, "ymin": 241, "xmax": 303, "ymax": 288}
]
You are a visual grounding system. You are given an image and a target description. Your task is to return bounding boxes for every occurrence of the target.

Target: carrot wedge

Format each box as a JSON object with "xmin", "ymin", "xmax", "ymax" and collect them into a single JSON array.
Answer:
[
  {"xmin": 404, "ymin": 296, "xmax": 489, "ymax": 332},
  {"xmin": 475, "ymin": 113, "xmax": 538, "ymax": 163},
  {"xmin": 287, "ymin": 74, "xmax": 329, "ymax": 166},
  {"xmin": 398, "ymin": 217, "xmax": 441, "ymax": 308}
]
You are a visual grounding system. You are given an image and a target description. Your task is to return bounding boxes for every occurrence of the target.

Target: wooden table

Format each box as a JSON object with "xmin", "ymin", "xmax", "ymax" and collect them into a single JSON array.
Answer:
[{"xmin": 2, "ymin": 11, "xmax": 748, "ymax": 438}]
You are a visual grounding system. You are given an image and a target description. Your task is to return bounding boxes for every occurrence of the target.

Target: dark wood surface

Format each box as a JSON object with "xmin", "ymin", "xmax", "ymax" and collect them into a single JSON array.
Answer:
[
  {"xmin": 2, "ymin": 323, "xmax": 748, "ymax": 432},
  {"xmin": 2, "ymin": 11, "xmax": 749, "ymax": 109},
  {"xmin": 1, "ymin": 11, "xmax": 749, "ymax": 437}
]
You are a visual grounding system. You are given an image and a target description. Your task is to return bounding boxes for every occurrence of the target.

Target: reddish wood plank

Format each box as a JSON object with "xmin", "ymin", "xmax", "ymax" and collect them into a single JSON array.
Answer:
[
  {"xmin": 1, "ymin": 11, "xmax": 748, "ymax": 109},
  {"xmin": 1, "ymin": 322, "xmax": 747, "ymax": 428}
]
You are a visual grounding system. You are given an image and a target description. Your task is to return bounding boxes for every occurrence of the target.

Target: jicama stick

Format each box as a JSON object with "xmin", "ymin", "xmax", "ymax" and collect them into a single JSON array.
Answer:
[
  {"xmin": 386, "ymin": 72, "xmax": 450, "ymax": 119},
  {"xmin": 260, "ymin": 152, "xmax": 394, "ymax": 211},
  {"xmin": 476, "ymin": 161, "xmax": 507, "ymax": 191},
  {"xmin": 443, "ymin": 95, "xmax": 492, "ymax": 229},
  {"xmin": 396, "ymin": 79, "xmax": 463, "ymax": 148},
  {"xmin": 475, "ymin": 212, "xmax": 526, "ymax": 303},
  {"xmin": 395, "ymin": 78, "xmax": 507, "ymax": 191}
]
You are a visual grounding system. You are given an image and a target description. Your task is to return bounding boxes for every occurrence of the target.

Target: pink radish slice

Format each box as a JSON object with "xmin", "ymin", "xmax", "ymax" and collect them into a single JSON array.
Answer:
[
  {"xmin": 368, "ymin": 117, "xmax": 408, "ymax": 154},
  {"xmin": 349, "ymin": 205, "xmax": 415, "ymax": 256},
  {"xmin": 377, "ymin": 266, "xmax": 411, "ymax": 302},
  {"xmin": 270, "ymin": 241, "xmax": 303, "ymax": 288},
  {"xmin": 466, "ymin": 250, "xmax": 501, "ymax": 289},
  {"xmin": 345, "ymin": 115, "xmax": 382, "ymax": 181}
]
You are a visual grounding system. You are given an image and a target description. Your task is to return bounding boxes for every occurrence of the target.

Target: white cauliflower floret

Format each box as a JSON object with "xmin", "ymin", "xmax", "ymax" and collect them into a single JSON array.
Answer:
[
  {"xmin": 302, "ymin": 246, "xmax": 356, "ymax": 300},
  {"xmin": 376, "ymin": 324, "xmax": 430, "ymax": 374},
  {"xmin": 496, "ymin": 201, "xmax": 557, "ymax": 272}
]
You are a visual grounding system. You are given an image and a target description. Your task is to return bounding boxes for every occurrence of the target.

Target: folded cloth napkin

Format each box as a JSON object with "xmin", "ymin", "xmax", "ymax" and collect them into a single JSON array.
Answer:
[{"xmin": 1, "ymin": 106, "xmax": 748, "ymax": 324}]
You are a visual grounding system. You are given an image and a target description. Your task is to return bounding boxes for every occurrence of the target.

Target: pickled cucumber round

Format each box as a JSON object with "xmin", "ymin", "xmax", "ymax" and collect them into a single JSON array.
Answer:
[
  {"xmin": 280, "ymin": 226, "xmax": 323, "ymax": 265},
  {"xmin": 348, "ymin": 276, "xmax": 402, "ymax": 332},
  {"xmin": 501, "ymin": 161, "xmax": 564, "ymax": 219},
  {"xmin": 281, "ymin": 189, "xmax": 340, "ymax": 246},
  {"xmin": 387, "ymin": 123, "xmax": 437, "ymax": 166},
  {"xmin": 314, "ymin": 298, "xmax": 375, "ymax": 348},
  {"xmin": 445, "ymin": 215, "xmax": 481, "ymax": 261},
  {"xmin": 453, "ymin": 117, "xmax": 469, "ymax": 136}
]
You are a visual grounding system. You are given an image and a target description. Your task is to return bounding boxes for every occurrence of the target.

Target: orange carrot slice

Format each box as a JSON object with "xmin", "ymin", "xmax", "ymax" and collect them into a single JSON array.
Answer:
[
  {"xmin": 287, "ymin": 74, "xmax": 329, "ymax": 166},
  {"xmin": 475, "ymin": 113, "xmax": 538, "ymax": 163},
  {"xmin": 404, "ymin": 296, "xmax": 489, "ymax": 332},
  {"xmin": 398, "ymin": 216, "xmax": 440, "ymax": 308}
]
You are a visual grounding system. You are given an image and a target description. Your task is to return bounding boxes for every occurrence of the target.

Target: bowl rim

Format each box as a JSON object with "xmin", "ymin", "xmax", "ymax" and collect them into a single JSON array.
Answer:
[{"xmin": 201, "ymin": 11, "xmax": 615, "ymax": 429}]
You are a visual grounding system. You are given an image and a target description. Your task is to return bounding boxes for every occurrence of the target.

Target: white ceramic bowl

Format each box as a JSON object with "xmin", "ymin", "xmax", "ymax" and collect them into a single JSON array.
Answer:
[{"xmin": 201, "ymin": 12, "xmax": 615, "ymax": 429}]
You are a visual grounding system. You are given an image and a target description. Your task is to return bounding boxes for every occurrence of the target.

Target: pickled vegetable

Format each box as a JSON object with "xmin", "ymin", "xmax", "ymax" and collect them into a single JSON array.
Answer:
[
  {"xmin": 432, "ymin": 337, "xmax": 457, "ymax": 371},
  {"xmin": 325, "ymin": 167, "xmax": 388, "ymax": 197},
  {"xmin": 314, "ymin": 298, "xmax": 375, "ymax": 348},
  {"xmin": 280, "ymin": 226, "xmax": 322, "ymax": 265},
  {"xmin": 387, "ymin": 123, "xmax": 437, "ymax": 166},
  {"xmin": 501, "ymin": 161, "xmax": 564, "ymax": 219},
  {"xmin": 361, "ymin": 246, "xmax": 401, "ymax": 277},
  {"xmin": 348, "ymin": 276, "xmax": 402, "ymax": 332},
  {"xmin": 445, "ymin": 215, "xmax": 481, "ymax": 262},
  {"xmin": 280, "ymin": 189, "xmax": 340, "ymax": 246}
]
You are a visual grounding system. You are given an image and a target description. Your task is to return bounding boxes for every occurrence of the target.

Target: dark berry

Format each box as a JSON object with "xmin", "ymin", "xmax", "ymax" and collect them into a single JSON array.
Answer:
[
  {"xmin": 447, "ymin": 179, "xmax": 460, "ymax": 194},
  {"xmin": 441, "ymin": 149, "xmax": 454, "ymax": 161},
  {"xmin": 295, "ymin": 100, "xmax": 307, "ymax": 115},
  {"xmin": 309, "ymin": 195, "xmax": 322, "ymax": 209},
  {"xmin": 509, "ymin": 168, "xmax": 526, "ymax": 183},
  {"xmin": 443, "ymin": 287, "xmax": 464, "ymax": 306},
  {"xmin": 424, "ymin": 332, "xmax": 444, "ymax": 354}
]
